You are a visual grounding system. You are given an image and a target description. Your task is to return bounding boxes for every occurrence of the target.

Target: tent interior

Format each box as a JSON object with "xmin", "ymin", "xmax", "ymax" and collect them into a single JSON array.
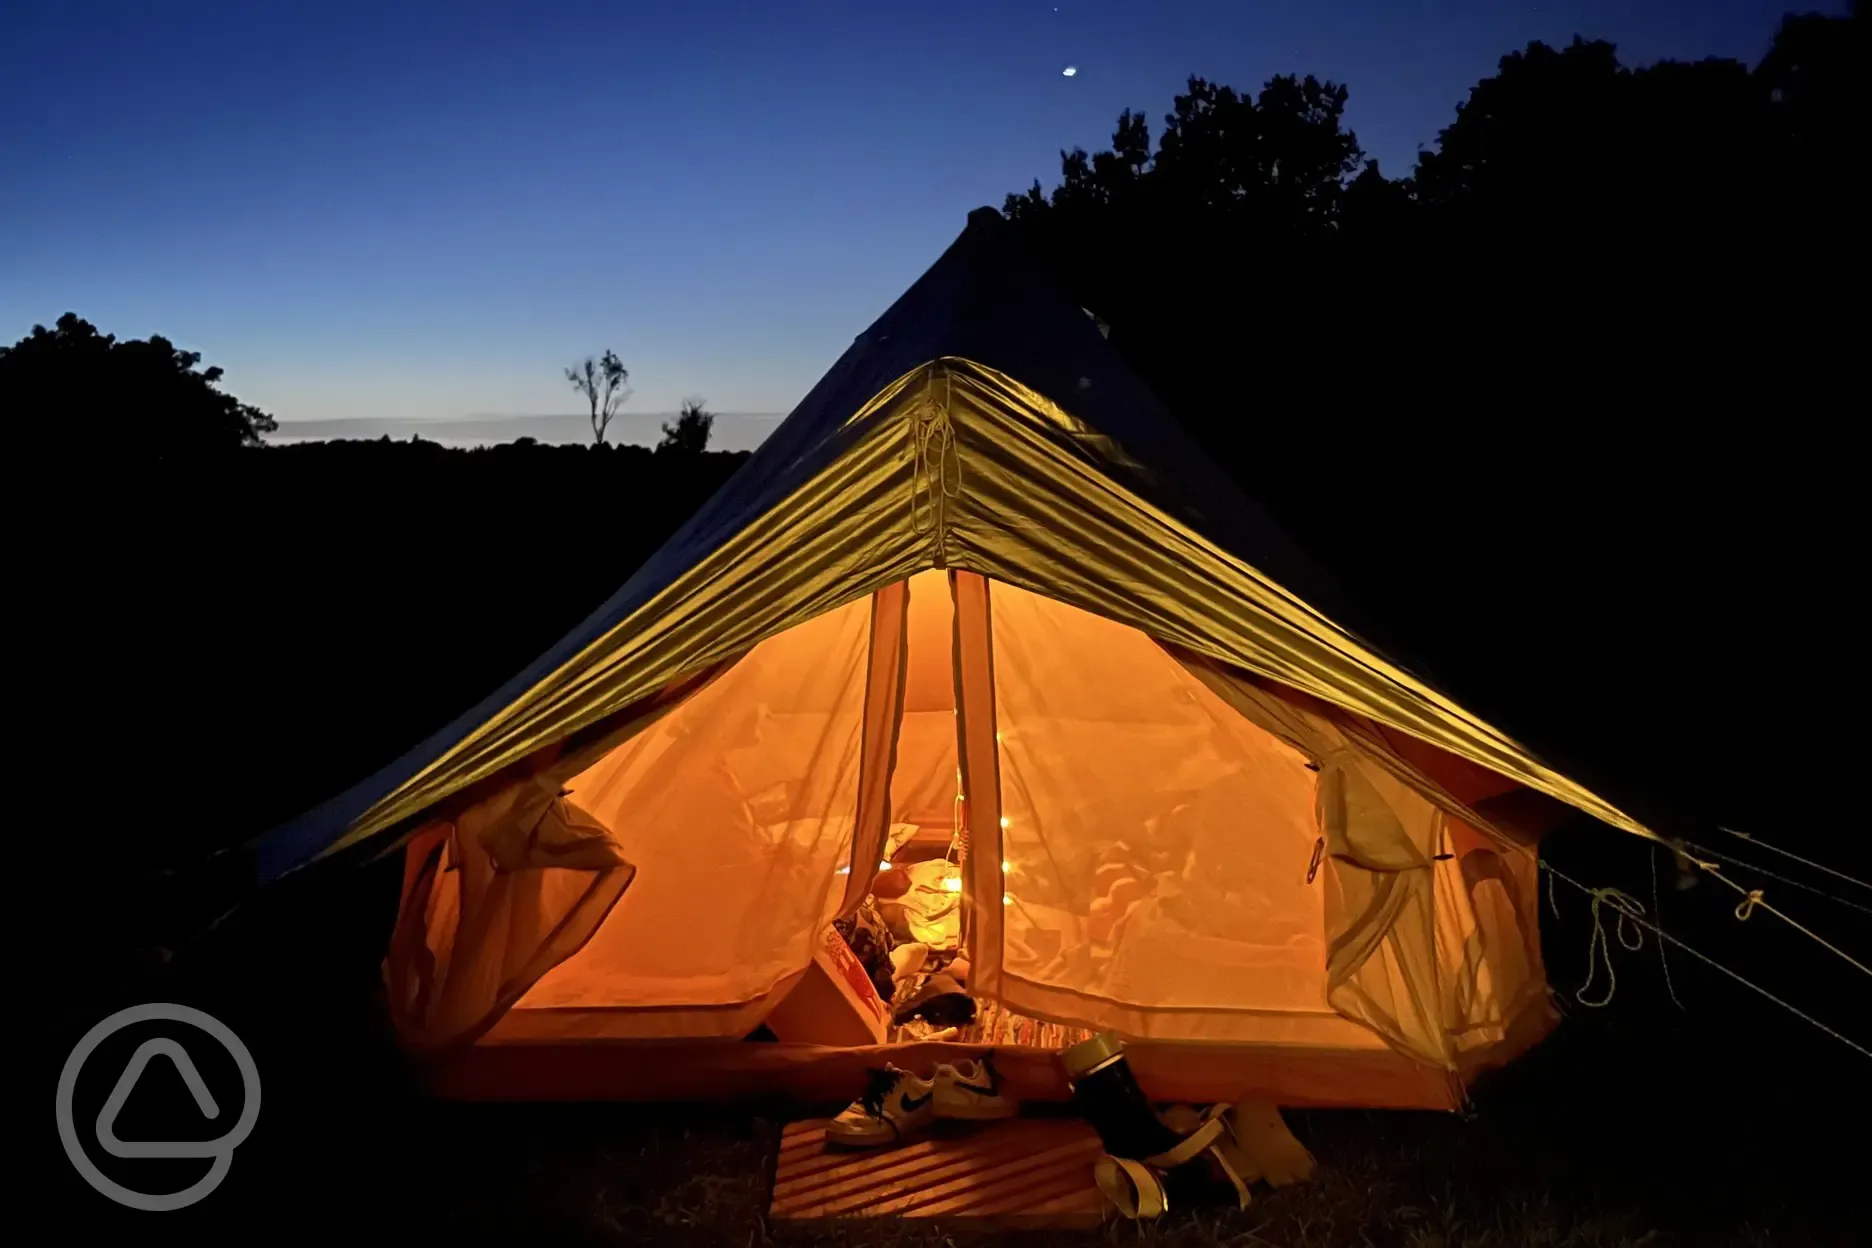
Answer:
[{"xmin": 402, "ymin": 570, "xmax": 1556, "ymax": 1111}]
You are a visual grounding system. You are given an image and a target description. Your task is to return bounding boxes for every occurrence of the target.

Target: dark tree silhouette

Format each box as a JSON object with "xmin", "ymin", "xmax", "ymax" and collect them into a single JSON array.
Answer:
[
  {"xmin": 659, "ymin": 397, "xmax": 714, "ymax": 454},
  {"xmin": 0, "ymin": 313, "xmax": 276, "ymax": 456},
  {"xmin": 1005, "ymin": 74, "xmax": 1363, "ymax": 239},
  {"xmin": 1001, "ymin": 11, "xmax": 1863, "ymax": 455},
  {"xmin": 1001, "ymin": 73, "xmax": 1371, "ymax": 470},
  {"xmin": 565, "ymin": 350, "xmax": 631, "ymax": 444}
]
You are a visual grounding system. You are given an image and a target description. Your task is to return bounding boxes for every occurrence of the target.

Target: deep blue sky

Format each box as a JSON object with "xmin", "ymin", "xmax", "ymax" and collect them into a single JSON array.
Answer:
[{"xmin": 1, "ymin": 1, "xmax": 1809, "ymax": 425}]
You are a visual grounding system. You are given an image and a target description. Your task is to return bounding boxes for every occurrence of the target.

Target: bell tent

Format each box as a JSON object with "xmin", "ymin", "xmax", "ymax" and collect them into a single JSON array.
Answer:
[{"xmin": 263, "ymin": 207, "xmax": 1657, "ymax": 1110}]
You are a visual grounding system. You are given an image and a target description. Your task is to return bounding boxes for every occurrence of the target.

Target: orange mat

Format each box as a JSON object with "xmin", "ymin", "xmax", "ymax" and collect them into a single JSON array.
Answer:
[{"xmin": 768, "ymin": 1116, "xmax": 1107, "ymax": 1228}]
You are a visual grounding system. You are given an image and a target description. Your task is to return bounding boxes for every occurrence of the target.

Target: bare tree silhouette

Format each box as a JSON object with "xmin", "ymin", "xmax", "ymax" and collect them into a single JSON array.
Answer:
[{"xmin": 564, "ymin": 350, "xmax": 631, "ymax": 444}]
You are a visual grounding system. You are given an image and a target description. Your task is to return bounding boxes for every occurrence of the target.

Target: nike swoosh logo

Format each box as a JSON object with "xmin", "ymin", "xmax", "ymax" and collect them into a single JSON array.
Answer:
[
  {"xmin": 949, "ymin": 1081, "xmax": 999, "ymax": 1097},
  {"xmin": 900, "ymin": 1091, "xmax": 933, "ymax": 1111}
]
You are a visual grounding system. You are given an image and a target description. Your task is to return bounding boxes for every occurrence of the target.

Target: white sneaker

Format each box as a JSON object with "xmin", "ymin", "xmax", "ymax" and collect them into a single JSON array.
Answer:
[
  {"xmin": 825, "ymin": 1066, "xmax": 938, "ymax": 1148},
  {"xmin": 933, "ymin": 1056, "xmax": 1018, "ymax": 1120}
]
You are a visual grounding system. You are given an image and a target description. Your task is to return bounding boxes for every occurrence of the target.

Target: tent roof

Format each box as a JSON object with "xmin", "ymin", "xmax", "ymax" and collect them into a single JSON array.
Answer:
[
  {"xmin": 633, "ymin": 206, "xmax": 1358, "ymax": 624},
  {"xmin": 258, "ymin": 209, "xmax": 1652, "ymax": 881}
]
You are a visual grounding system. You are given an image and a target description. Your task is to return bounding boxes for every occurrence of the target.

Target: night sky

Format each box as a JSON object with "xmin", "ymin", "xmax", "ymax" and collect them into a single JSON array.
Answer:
[{"xmin": 0, "ymin": 1, "xmax": 1810, "ymax": 427}]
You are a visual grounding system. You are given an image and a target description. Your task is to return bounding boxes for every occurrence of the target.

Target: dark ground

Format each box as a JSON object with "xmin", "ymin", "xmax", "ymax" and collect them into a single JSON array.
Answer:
[
  {"xmin": 27, "ymin": 439, "xmax": 1870, "ymax": 1246},
  {"xmin": 35, "ymin": 954, "xmax": 1871, "ymax": 1247}
]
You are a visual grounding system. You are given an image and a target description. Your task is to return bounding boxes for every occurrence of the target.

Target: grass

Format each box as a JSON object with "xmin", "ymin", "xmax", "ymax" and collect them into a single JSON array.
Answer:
[
  {"xmin": 41, "ymin": 1017, "xmax": 1860, "ymax": 1247},
  {"xmin": 343, "ymin": 1064, "xmax": 1841, "ymax": 1248}
]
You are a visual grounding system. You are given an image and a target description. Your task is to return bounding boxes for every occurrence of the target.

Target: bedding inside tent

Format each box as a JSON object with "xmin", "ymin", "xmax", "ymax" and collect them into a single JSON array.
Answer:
[{"xmin": 396, "ymin": 570, "xmax": 1555, "ymax": 1109}]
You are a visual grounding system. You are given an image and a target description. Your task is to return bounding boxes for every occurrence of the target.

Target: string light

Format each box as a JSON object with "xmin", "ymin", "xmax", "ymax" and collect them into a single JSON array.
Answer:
[
  {"xmin": 942, "ymin": 877, "xmax": 963, "ymax": 893},
  {"xmin": 999, "ymin": 816, "xmax": 1011, "ymax": 828},
  {"xmin": 878, "ymin": 860, "xmax": 892, "ymax": 871},
  {"xmin": 1002, "ymin": 860, "xmax": 1012, "ymax": 873}
]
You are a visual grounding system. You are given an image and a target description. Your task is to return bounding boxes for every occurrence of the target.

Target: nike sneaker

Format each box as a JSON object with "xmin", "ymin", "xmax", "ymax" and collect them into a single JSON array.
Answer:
[
  {"xmin": 932, "ymin": 1055, "xmax": 1018, "ymax": 1120},
  {"xmin": 824, "ymin": 1065, "xmax": 939, "ymax": 1148}
]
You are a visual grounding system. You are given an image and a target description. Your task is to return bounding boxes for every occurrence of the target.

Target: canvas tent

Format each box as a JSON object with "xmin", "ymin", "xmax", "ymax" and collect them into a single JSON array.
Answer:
[{"xmin": 264, "ymin": 207, "xmax": 1658, "ymax": 1110}]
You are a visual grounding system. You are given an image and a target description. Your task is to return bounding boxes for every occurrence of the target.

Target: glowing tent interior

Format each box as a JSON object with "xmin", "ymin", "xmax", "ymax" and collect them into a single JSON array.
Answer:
[{"xmin": 263, "ymin": 208, "xmax": 1657, "ymax": 1110}]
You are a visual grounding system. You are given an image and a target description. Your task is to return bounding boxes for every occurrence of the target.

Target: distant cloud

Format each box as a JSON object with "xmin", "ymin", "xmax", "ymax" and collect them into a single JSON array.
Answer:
[{"xmin": 267, "ymin": 412, "xmax": 784, "ymax": 451}]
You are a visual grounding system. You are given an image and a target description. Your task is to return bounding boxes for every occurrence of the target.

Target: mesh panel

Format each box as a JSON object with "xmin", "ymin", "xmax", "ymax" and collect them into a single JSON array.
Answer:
[
  {"xmin": 515, "ymin": 596, "xmax": 872, "ymax": 1018},
  {"xmin": 986, "ymin": 582, "xmax": 1332, "ymax": 1030}
]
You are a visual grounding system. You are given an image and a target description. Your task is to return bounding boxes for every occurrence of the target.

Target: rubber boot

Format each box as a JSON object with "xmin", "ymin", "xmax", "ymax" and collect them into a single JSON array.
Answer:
[
  {"xmin": 1061, "ymin": 1032, "xmax": 1182, "ymax": 1158},
  {"xmin": 1062, "ymin": 1032, "xmax": 1232, "ymax": 1214}
]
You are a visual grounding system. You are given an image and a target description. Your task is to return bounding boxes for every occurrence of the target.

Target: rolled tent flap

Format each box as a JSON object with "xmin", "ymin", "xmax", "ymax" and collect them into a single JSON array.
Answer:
[
  {"xmin": 383, "ymin": 795, "xmax": 636, "ymax": 1057},
  {"xmin": 382, "ymin": 656, "xmax": 750, "ymax": 1054},
  {"xmin": 1167, "ymin": 648, "xmax": 1552, "ymax": 1071},
  {"xmin": 1317, "ymin": 759, "xmax": 1433, "ymax": 872},
  {"xmin": 1316, "ymin": 756, "xmax": 1448, "ymax": 1069},
  {"xmin": 484, "ymin": 787, "xmax": 633, "ymax": 872},
  {"xmin": 504, "ymin": 590, "xmax": 891, "ymax": 1040},
  {"xmin": 1434, "ymin": 822, "xmax": 1555, "ymax": 1074},
  {"xmin": 835, "ymin": 578, "xmax": 911, "ymax": 920}
]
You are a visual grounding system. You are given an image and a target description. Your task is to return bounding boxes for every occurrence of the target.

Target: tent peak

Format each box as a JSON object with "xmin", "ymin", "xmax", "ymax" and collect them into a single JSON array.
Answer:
[{"xmin": 965, "ymin": 205, "xmax": 1004, "ymax": 231}]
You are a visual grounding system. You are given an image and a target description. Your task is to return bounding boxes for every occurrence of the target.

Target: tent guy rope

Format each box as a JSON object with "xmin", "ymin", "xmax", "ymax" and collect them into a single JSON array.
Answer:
[
  {"xmin": 1514, "ymin": 829, "xmax": 1869, "ymax": 983},
  {"xmin": 1676, "ymin": 851, "xmax": 1872, "ymax": 981},
  {"xmin": 1540, "ymin": 859, "xmax": 1871, "ymax": 1060},
  {"xmin": 1718, "ymin": 827, "xmax": 1870, "ymax": 892},
  {"xmin": 1685, "ymin": 839, "xmax": 1872, "ymax": 915}
]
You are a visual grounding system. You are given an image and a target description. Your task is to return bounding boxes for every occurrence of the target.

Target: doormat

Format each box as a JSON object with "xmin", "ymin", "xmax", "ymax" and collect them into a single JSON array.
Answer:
[{"xmin": 769, "ymin": 1116, "xmax": 1107, "ymax": 1228}]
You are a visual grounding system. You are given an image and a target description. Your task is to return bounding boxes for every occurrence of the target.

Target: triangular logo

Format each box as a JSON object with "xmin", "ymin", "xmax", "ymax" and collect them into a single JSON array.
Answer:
[{"xmin": 95, "ymin": 1038, "xmax": 222, "ymax": 1159}]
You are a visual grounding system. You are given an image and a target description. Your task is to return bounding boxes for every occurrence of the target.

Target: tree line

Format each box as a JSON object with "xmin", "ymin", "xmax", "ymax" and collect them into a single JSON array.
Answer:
[
  {"xmin": 0, "ymin": 315, "xmax": 717, "ymax": 455},
  {"xmin": 1001, "ymin": 10, "xmax": 1860, "ymax": 472}
]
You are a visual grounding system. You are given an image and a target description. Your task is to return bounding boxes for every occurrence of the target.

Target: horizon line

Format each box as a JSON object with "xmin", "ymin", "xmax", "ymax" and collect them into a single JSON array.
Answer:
[{"xmin": 275, "ymin": 411, "xmax": 789, "ymax": 427}]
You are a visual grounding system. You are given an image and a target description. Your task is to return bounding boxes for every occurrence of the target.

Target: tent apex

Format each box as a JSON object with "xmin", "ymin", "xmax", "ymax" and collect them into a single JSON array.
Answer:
[{"xmin": 966, "ymin": 205, "xmax": 1004, "ymax": 230}]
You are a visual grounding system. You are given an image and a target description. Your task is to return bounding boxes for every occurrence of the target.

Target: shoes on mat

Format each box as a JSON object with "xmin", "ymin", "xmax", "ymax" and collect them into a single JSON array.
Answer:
[
  {"xmin": 932, "ymin": 1056, "xmax": 1018, "ymax": 1120},
  {"xmin": 826, "ymin": 1056, "xmax": 1019, "ymax": 1149},
  {"xmin": 826, "ymin": 1066, "xmax": 939, "ymax": 1148}
]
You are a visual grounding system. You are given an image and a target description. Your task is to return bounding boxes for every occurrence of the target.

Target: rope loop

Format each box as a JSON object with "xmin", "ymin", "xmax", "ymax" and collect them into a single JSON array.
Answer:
[
  {"xmin": 1577, "ymin": 887, "xmax": 1649, "ymax": 1008},
  {"xmin": 908, "ymin": 367, "xmax": 962, "ymax": 535},
  {"xmin": 1735, "ymin": 889, "xmax": 1765, "ymax": 922},
  {"xmin": 1541, "ymin": 859, "xmax": 1872, "ymax": 1059}
]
